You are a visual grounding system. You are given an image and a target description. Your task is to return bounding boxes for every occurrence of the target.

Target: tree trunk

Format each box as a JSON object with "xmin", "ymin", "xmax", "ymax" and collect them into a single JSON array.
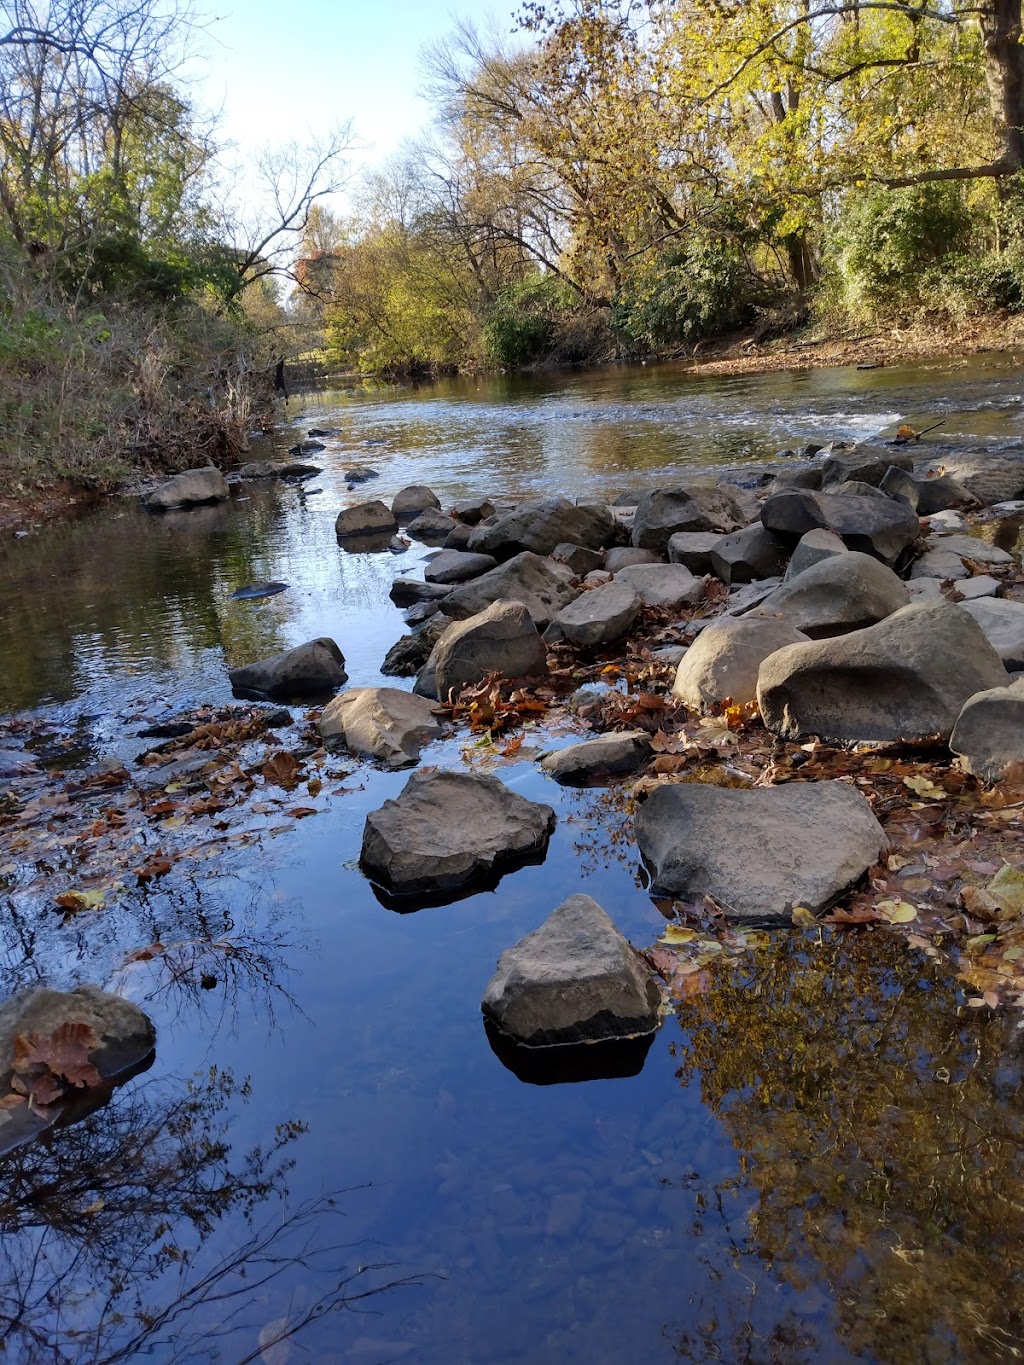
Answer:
[{"xmin": 979, "ymin": 0, "xmax": 1024, "ymax": 174}]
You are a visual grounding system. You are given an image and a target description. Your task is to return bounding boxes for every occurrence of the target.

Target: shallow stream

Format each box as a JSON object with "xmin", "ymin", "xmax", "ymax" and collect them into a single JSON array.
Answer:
[{"xmin": 2, "ymin": 354, "xmax": 1024, "ymax": 1363}]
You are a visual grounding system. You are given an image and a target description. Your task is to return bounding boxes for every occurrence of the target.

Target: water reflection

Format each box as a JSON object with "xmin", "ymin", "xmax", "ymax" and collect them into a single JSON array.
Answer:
[
  {"xmin": 670, "ymin": 930, "xmax": 1024, "ymax": 1363},
  {"xmin": 485, "ymin": 1019, "xmax": 658, "ymax": 1085}
]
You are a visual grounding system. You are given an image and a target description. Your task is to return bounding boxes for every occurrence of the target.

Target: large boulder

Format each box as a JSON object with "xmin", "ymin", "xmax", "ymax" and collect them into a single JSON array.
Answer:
[
  {"xmin": 632, "ymin": 486, "xmax": 747, "ymax": 555},
  {"xmin": 784, "ymin": 528, "xmax": 848, "ymax": 580},
  {"xmin": 612, "ymin": 563, "xmax": 703, "ymax": 608},
  {"xmin": 335, "ymin": 500, "xmax": 397, "ymax": 539},
  {"xmin": 760, "ymin": 488, "xmax": 920, "ymax": 565},
  {"xmin": 539, "ymin": 731, "xmax": 651, "ymax": 785},
  {"xmin": 770, "ymin": 465, "xmax": 823, "ymax": 494},
  {"xmin": 145, "ymin": 466, "xmax": 229, "ymax": 511},
  {"xmin": 392, "ymin": 485, "xmax": 441, "ymax": 524},
  {"xmin": 672, "ymin": 617, "xmax": 809, "ymax": 711},
  {"xmin": 418, "ymin": 600, "xmax": 547, "ymax": 700},
  {"xmin": 879, "ymin": 466, "xmax": 974, "ymax": 514},
  {"xmin": 319, "ymin": 687, "xmax": 443, "ymax": 767},
  {"xmin": 924, "ymin": 456, "xmax": 1024, "ymax": 507},
  {"xmin": 452, "ymin": 497, "xmax": 496, "ymax": 525},
  {"xmin": 752, "ymin": 552, "xmax": 910, "ymax": 638},
  {"xmin": 481, "ymin": 895, "xmax": 661, "ymax": 1046},
  {"xmin": 962, "ymin": 598, "xmax": 1024, "ymax": 669},
  {"xmin": 424, "ymin": 550, "xmax": 498, "ymax": 584},
  {"xmin": 360, "ymin": 770, "xmax": 556, "ymax": 901},
  {"xmin": 757, "ymin": 601, "xmax": 1010, "ymax": 742},
  {"xmin": 468, "ymin": 498, "xmax": 616, "ymax": 561},
  {"xmin": 710, "ymin": 524, "xmax": 790, "ymax": 585},
  {"xmin": 229, "ymin": 637, "xmax": 347, "ymax": 699},
  {"xmin": 950, "ymin": 680, "xmax": 1024, "ymax": 782},
  {"xmin": 544, "ymin": 581, "xmax": 641, "ymax": 647},
  {"xmin": 633, "ymin": 781, "xmax": 887, "ymax": 923},
  {"xmin": 440, "ymin": 552, "xmax": 578, "ymax": 628}
]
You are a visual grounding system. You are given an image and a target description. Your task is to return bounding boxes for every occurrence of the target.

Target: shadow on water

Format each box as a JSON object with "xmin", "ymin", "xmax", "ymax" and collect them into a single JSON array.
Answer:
[{"xmin": 3, "ymin": 356, "xmax": 1024, "ymax": 1360}]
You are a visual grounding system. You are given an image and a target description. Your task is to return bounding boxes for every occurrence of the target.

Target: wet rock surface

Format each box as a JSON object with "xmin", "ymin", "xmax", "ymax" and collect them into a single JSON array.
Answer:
[
  {"xmin": 442, "ymin": 552, "xmax": 578, "ymax": 628},
  {"xmin": 482, "ymin": 895, "xmax": 662, "ymax": 1046},
  {"xmin": 539, "ymin": 731, "xmax": 652, "ymax": 785},
  {"xmin": 145, "ymin": 467, "xmax": 229, "ymax": 511},
  {"xmin": 634, "ymin": 781, "xmax": 887, "ymax": 923},
  {"xmin": 319, "ymin": 687, "xmax": 443, "ymax": 767},
  {"xmin": 229, "ymin": 637, "xmax": 347, "ymax": 699}
]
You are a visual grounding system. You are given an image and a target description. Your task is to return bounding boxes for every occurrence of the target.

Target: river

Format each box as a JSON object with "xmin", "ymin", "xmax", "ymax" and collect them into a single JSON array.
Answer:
[{"xmin": 0, "ymin": 354, "xmax": 1023, "ymax": 1363}]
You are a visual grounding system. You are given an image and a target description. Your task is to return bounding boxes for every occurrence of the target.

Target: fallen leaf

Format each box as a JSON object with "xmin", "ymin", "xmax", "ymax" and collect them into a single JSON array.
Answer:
[
  {"xmin": 660, "ymin": 925, "xmax": 697, "ymax": 945},
  {"xmin": 54, "ymin": 888, "xmax": 106, "ymax": 913},
  {"xmin": 903, "ymin": 775, "xmax": 946, "ymax": 801},
  {"xmin": 287, "ymin": 807, "xmax": 317, "ymax": 819},
  {"xmin": 987, "ymin": 864, "xmax": 1024, "ymax": 917},
  {"xmin": 791, "ymin": 906, "xmax": 818, "ymax": 927}
]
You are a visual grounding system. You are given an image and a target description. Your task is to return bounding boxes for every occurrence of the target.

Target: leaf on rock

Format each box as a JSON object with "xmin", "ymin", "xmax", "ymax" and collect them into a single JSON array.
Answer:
[
  {"xmin": 54, "ymin": 888, "xmax": 106, "ymax": 913},
  {"xmin": 791, "ymin": 906, "xmax": 818, "ymax": 927},
  {"xmin": 987, "ymin": 864, "xmax": 1024, "ymax": 918},
  {"xmin": 260, "ymin": 751, "xmax": 302, "ymax": 789}
]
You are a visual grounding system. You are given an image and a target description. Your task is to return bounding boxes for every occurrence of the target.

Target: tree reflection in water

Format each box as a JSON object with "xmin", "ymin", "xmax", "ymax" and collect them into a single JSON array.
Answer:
[
  {"xmin": 0, "ymin": 1065, "xmax": 426, "ymax": 1362},
  {"xmin": 668, "ymin": 930, "xmax": 1024, "ymax": 1364}
]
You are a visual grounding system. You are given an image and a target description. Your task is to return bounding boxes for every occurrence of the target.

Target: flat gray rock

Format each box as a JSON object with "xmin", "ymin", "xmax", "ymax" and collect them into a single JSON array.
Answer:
[
  {"xmin": 757, "ymin": 601, "xmax": 1010, "ymax": 742},
  {"xmin": 752, "ymin": 551, "xmax": 910, "ymax": 638},
  {"xmin": 926, "ymin": 533, "xmax": 1013, "ymax": 566},
  {"xmin": 950, "ymin": 680, "xmax": 1024, "ymax": 782},
  {"xmin": 229, "ymin": 637, "xmax": 347, "ymax": 699},
  {"xmin": 910, "ymin": 550, "xmax": 970, "ymax": 580},
  {"xmin": 633, "ymin": 781, "xmax": 887, "ymax": 923},
  {"xmin": 482, "ymin": 895, "xmax": 661, "ymax": 1046},
  {"xmin": 468, "ymin": 498, "xmax": 616, "ymax": 560},
  {"xmin": 760, "ymin": 488, "xmax": 920, "ymax": 565},
  {"xmin": 673, "ymin": 616, "xmax": 808, "ymax": 711},
  {"xmin": 552, "ymin": 543, "xmax": 605, "ymax": 575},
  {"xmin": 418, "ymin": 600, "xmax": 547, "ymax": 700},
  {"xmin": 667, "ymin": 532, "xmax": 721, "ymax": 573},
  {"xmin": 539, "ymin": 731, "xmax": 651, "ymax": 785},
  {"xmin": 544, "ymin": 581, "xmax": 641, "ymax": 647},
  {"xmin": 632, "ymin": 486, "xmax": 747, "ymax": 555},
  {"xmin": 360, "ymin": 770, "xmax": 556, "ymax": 901},
  {"xmin": 962, "ymin": 598, "xmax": 1024, "ymax": 668},
  {"xmin": 319, "ymin": 687, "xmax": 443, "ymax": 767},
  {"xmin": 441, "ymin": 552, "xmax": 578, "ymax": 628},
  {"xmin": 612, "ymin": 563, "xmax": 703, "ymax": 608},
  {"xmin": 424, "ymin": 550, "xmax": 498, "ymax": 584},
  {"xmin": 606, "ymin": 547, "xmax": 662, "ymax": 572},
  {"xmin": 710, "ymin": 524, "xmax": 790, "ymax": 585}
]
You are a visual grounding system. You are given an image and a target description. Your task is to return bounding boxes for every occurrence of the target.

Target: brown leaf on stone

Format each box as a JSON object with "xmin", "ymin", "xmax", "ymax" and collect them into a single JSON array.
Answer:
[{"xmin": 13, "ymin": 1022, "xmax": 103, "ymax": 1092}]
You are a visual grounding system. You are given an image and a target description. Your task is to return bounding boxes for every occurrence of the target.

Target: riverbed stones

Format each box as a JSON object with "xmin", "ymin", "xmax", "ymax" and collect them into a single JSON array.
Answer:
[
  {"xmin": 672, "ymin": 616, "xmax": 809, "ymax": 711},
  {"xmin": 665, "ymin": 533, "xmax": 720, "ymax": 573},
  {"xmin": 539, "ymin": 731, "xmax": 652, "ymax": 785},
  {"xmin": 632, "ymin": 486, "xmax": 747, "ymax": 555},
  {"xmin": 950, "ymin": 680, "xmax": 1024, "ymax": 782},
  {"xmin": 424, "ymin": 550, "xmax": 498, "ymax": 584},
  {"xmin": 319, "ymin": 687, "xmax": 443, "ymax": 767},
  {"xmin": 145, "ymin": 466, "xmax": 229, "ymax": 511},
  {"xmin": 603, "ymin": 547, "xmax": 658, "ymax": 573},
  {"xmin": 910, "ymin": 550, "xmax": 970, "ymax": 580},
  {"xmin": 760, "ymin": 488, "xmax": 921, "ymax": 565},
  {"xmin": 440, "ymin": 551, "xmax": 578, "ymax": 628},
  {"xmin": 481, "ymin": 895, "xmax": 661, "ymax": 1046},
  {"xmin": 0, "ymin": 985, "xmax": 155, "ymax": 1097},
  {"xmin": 544, "ymin": 581, "xmax": 641, "ymax": 647},
  {"xmin": 962, "ymin": 598, "xmax": 1024, "ymax": 668},
  {"xmin": 360, "ymin": 769, "xmax": 556, "ymax": 900},
  {"xmin": 820, "ymin": 447, "xmax": 912, "ymax": 490},
  {"xmin": 770, "ymin": 465, "xmax": 823, "ymax": 493},
  {"xmin": 784, "ymin": 528, "xmax": 848, "ymax": 580},
  {"xmin": 381, "ymin": 617, "xmax": 447, "ymax": 677},
  {"xmin": 880, "ymin": 466, "xmax": 974, "ymax": 514},
  {"xmin": 452, "ymin": 497, "xmax": 495, "ymax": 525},
  {"xmin": 335, "ymin": 500, "xmax": 397, "ymax": 539},
  {"xmin": 925, "ymin": 533, "xmax": 1013, "ymax": 567},
  {"xmin": 406, "ymin": 508, "xmax": 455, "ymax": 542},
  {"xmin": 467, "ymin": 498, "xmax": 617, "ymax": 560},
  {"xmin": 392, "ymin": 485, "xmax": 441, "ymax": 523},
  {"xmin": 612, "ymin": 563, "xmax": 703, "ymax": 608},
  {"xmin": 752, "ymin": 551, "xmax": 910, "ymax": 638},
  {"xmin": 710, "ymin": 524, "xmax": 790, "ymax": 585},
  {"xmin": 757, "ymin": 601, "xmax": 1010, "ymax": 742},
  {"xmin": 229, "ymin": 637, "xmax": 347, "ymax": 699},
  {"xmin": 418, "ymin": 600, "xmax": 547, "ymax": 700},
  {"xmin": 389, "ymin": 578, "xmax": 452, "ymax": 607},
  {"xmin": 925, "ymin": 455, "xmax": 1024, "ymax": 507},
  {"xmin": 633, "ymin": 781, "xmax": 887, "ymax": 923}
]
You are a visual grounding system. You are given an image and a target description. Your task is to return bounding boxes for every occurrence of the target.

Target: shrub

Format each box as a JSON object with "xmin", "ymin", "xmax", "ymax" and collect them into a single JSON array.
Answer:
[{"xmin": 482, "ymin": 275, "xmax": 571, "ymax": 367}]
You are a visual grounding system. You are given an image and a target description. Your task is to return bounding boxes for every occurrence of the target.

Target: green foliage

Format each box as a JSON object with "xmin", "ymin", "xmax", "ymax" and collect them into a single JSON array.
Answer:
[
  {"xmin": 611, "ymin": 236, "xmax": 756, "ymax": 353},
  {"xmin": 482, "ymin": 275, "xmax": 569, "ymax": 366}
]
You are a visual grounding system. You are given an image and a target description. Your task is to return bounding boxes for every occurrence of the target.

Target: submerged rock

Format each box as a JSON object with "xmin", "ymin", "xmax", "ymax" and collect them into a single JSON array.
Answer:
[
  {"xmin": 950, "ymin": 681, "xmax": 1024, "ymax": 782},
  {"xmin": 344, "ymin": 465, "xmax": 380, "ymax": 484},
  {"xmin": 360, "ymin": 769, "xmax": 556, "ymax": 903},
  {"xmin": 633, "ymin": 781, "xmax": 887, "ymax": 923},
  {"xmin": 539, "ymin": 731, "xmax": 651, "ymax": 785},
  {"xmin": 145, "ymin": 466, "xmax": 229, "ymax": 511},
  {"xmin": 231, "ymin": 580, "xmax": 289, "ymax": 600},
  {"xmin": 673, "ymin": 616, "xmax": 808, "ymax": 711},
  {"xmin": 319, "ymin": 686, "xmax": 443, "ymax": 767},
  {"xmin": 418, "ymin": 600, "xmax": 547, "ymax": 701},
  {"xmin": 389, "ymin": 578, "xmax": 453, "ymax": 607},
  {"xmin": 757, "ymin": 601, "xmax": 1009, "ymax": 742},
  {"xmin": 481, "ymin": 895, "xmax": 662, "ymax": 1046},
  {"xmin": 229, "ymin": 637, "xmax": 347, "ymax": 699}
]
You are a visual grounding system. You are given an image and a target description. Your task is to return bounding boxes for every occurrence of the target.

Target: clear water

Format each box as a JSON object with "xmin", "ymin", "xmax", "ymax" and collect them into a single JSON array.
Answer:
[{"xmin": 1, "ymin": 355, "xmax": 1024, "ymax": 1363}]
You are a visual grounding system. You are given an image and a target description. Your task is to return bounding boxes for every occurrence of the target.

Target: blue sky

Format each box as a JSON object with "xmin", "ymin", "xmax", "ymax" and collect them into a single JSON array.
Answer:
[{"xmin": 191, "ymin": 0, "xmax": 517, "ymax": 183}]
